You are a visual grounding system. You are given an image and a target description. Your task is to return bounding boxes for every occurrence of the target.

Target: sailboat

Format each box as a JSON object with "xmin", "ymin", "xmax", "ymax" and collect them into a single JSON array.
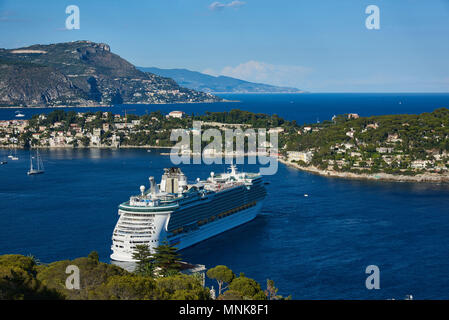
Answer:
[{"xmin": 27, "ymin": 150, "xmax": 44, "ymax": 175}]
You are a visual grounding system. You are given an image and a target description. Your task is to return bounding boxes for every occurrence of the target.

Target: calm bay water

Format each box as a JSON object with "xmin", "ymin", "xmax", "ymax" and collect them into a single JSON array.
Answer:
[{"xmin": 1, "ymin": 93, "xmax": 449, "ymax": 299}]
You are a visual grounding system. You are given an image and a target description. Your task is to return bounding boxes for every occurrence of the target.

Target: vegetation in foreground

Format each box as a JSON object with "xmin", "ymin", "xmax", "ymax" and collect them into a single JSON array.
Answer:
[{"xmin": 0, "ymin": 245, "xmax": 289, "ymax": 300}]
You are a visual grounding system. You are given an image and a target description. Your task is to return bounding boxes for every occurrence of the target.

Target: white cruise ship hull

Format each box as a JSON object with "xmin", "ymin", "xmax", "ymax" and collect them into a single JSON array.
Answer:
[
  {"xmin": 111, "ymin": 166, "xmax": 266, "ymax": 262},
  {"xmin": 110, "ymin": 202, "xmax": 263, "ymax": 262},
  {"xmin": 175, "ymin": 201, "xmax": 263, "ymax": 251}
]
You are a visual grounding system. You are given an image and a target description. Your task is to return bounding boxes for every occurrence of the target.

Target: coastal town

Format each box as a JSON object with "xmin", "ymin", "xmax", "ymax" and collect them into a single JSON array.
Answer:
[
  {"xmin": 283, "ymin": 109, "xmax": 449, "ymax": 182},
  {"xmin": 1, "ymin": 108, "xmax": 449, "ymax": 182},
  {"xmin": 0, "ymin": 109, "xmax": 283, "ymax": 153},
  {"xmin": 0, "ymin": 110, "xmax": 189, "ymax": 149}
]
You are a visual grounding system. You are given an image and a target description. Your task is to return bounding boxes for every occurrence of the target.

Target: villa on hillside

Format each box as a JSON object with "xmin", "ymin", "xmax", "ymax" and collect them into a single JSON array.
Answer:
[{"xmin": 167, "ymin": 111, "xmax": 185, "ymax": 119}]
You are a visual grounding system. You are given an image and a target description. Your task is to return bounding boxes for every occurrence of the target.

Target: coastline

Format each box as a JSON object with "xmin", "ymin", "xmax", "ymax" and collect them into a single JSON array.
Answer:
[
  {"xmin": 209, "ymin": 92, "xmax": 306, "ymax": 94},
  {"xmin": 0, "ymin": 145, "xmax": 172, "ymax": 150},
  {"xmin": 0, "ymin": 105, "xmax": 112, "ymax": 109},
  {"xmin": 278, "ymin": 158, "xmax": 449, "ymax": 184},
  {"xmin": 0, "ymin": 99, "xmax": 234, "ymax": 109}
]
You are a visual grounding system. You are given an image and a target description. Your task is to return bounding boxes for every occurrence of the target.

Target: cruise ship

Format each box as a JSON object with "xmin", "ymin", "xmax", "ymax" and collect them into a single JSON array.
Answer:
[{"xmin": 111, "ymin": 165, "xmax": 266, "ymax": 262}]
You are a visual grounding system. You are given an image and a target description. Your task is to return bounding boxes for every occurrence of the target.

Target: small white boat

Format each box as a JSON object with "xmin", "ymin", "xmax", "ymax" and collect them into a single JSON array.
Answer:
[
  {"xmin": 8, "ymin": 148, "xmax": 18, "ymax": 160},
  {"xmin": 27, "ymin": 150, "xmax": 44, "ymax": 175},
  {"xmin": 15, "ymin": 111, "xmax": 25, "ymax": 118}
]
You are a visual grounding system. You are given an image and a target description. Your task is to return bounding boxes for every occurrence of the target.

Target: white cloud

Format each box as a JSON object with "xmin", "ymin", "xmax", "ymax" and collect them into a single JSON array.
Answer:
[
  {"xmin": 204, "ymin": 60, "xmax": 312, "ymax": 88},
  {"xmin": 209, "ymin": 1, "xmax": 246, "ymax": 11}
]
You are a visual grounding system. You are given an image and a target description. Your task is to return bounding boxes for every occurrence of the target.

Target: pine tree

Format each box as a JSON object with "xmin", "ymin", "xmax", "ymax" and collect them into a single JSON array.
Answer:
[
  {"xmin": 152, "ymin": 241, "xmax": 182, "ymax": 277},
  {"xmin": 206, "ymin": 265, "xmax": 235, "ymax": 296},
  {"xmin": 132, "ymin": 244, "xmax": 154, "ymax": 277}
]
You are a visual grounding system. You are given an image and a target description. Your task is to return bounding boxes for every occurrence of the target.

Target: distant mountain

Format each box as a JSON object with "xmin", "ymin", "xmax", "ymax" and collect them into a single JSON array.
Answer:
[
  {"xmin": 0, "ymin": 41, "xmax": 222, "ymax": 107},
  {"xmin": 138, "ymin": 67, "xmax": 305, "ymax": 94}
]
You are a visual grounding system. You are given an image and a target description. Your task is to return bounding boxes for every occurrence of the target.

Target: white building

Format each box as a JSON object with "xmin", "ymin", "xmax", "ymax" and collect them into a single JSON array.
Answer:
[
  {"xmin": 268, "ymin": 127, "xmax": 284, "ymax": 134},
  {"xmin": 287, "ymin": 151, "xmax": 313, "ymax": 164},
  {"xmin": 167, "ymin": 111, "xmax": 185, "ymax": 119},
  {"xmin": 411, "ymin": 160, "xmax": 429, "ymax": 169}
]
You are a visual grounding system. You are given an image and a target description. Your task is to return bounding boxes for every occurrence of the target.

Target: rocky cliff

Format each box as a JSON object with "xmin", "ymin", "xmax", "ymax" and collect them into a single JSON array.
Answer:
[{"xmin": 0, "ymin": 41, "xmax": 222, "ymax": 107}]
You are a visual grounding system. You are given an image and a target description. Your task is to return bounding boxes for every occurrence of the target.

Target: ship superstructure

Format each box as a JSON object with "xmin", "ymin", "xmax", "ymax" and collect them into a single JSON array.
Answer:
[{"xmin": 111, "ymin": 165, "xmax": 266, "ymax": 262}]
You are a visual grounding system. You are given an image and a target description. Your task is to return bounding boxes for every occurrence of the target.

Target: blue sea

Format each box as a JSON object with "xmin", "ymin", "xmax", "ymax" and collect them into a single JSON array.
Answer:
[
  {"xmin": 2, "ymin": 93, "xmax": 449, "ymax": 124},
  {"xmin": 1, "ymin": 93, "xmax": 449, "ymax": 299}
]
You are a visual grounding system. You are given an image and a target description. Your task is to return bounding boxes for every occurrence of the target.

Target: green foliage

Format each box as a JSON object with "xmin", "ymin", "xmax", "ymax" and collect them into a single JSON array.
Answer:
[
  {"xmin": 206, "ymin": 265, "xmax": 235, "ymax": 295},
  {"xmin": 152, "ymin": 241, "xmax": 182, "ymax": 277},
  {"xmin": 87, "ymin": 251, "xmax": 99, "ymax": 262},
  {"xmin": 228, "ymin": 274, "xmax": 266, "ymax": 300},
  {"xmin": 217, "ymin": 289, "xmax": 243, "ymax": 300},
  {"xmin": 264, "ymin": 279, "xmax": 290, "ymax": 300},
  {"xmin": 0, "ymin": 254, "xmax": 285, "ymax": 301},
  {"xmin": 194, "ymin": 109, "xmax": 288, "ymax": 128},
  {"xmin": 36, "ymin": 256, "xmax": 128, "ymax": 300},
  {"xmin": 156, "ymin": 274, "xmax": 210, "ymax": 300},
  {"xmin": 284, "ymin": 108, "xmax": 449, "ymax": 175},
  {"xmin": 0, "ymin": 255, "xmax": 63, "ymax": 300},
  {"xmin": 132, "ymin": 245, "xmax": 154, "ymax": 277},
  {"xmin": 90, "ymin": 274, "xmax": 158, "ymax": 300},
  {"xmin": 80, "ymin": 136, "xmax": 90, "ymax": 147}
]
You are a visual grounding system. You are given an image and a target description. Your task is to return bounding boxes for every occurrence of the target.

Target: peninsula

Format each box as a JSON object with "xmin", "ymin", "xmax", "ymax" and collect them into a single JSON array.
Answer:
[
  {"xmin": 282, "ymin": 108, "xmax": 449, "ymax": 183},
  {"xmin": 0, "ymin": 41, "xmax": 222, "ymax": 107},
  {"xmin": 1, "ymin": 108, "xmax": 448, "ymax": 183}
]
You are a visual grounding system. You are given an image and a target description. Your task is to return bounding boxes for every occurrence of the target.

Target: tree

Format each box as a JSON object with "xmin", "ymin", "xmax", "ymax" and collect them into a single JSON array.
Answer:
[
  {"xmin": 206, "ymin": 265, "xmax": 235, "ymax": 296},
  {"xmin": 132, "ymin": 245, "xmax": 154, "ymax": 277},
  {"xmin": 80, "ymin": 136, "xmax": 90, "ymax": 147},
  {"xmin": 217, "ymin": 289, "xmax": 243, "ymax": 300},
  {"xmin": 87, "ymin": 251, "xmax": 99, "ymax": 262},
  {"xmin": 37, "ymin": 256, "xmax": 127, "ymax": 300},
  {"xmin": 228, "ymin": 274, "xmax": 266, "ymax": 300},
  {"xmin": 265, "ymin": 279, "xmax": 282, "ymax": 300},
  {"xmin": 0, "ymin": 254, "xmax": 63, "ymax": 300},
  {"xmin": 156, "ymin": 274, "xmax": 210, "ymax": 300},
  {"xmin": 152, "ymin": 241, "xmax": 182, "ymax": 277},
  {"xmin": 91, "ymin": 274, "xmax": 157, "ymax": 300}
]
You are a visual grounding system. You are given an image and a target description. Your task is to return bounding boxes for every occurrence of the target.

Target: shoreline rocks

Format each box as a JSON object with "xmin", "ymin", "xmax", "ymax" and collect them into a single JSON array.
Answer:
[{"xmin": 278, "ymin": 158, "xmax": 449, "ymax": 184}]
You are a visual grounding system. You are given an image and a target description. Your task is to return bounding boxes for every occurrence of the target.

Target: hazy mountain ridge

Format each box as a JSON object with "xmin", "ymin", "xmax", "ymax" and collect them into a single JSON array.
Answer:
[
  {"xmin": 0, "ymin": 41, "xmax": 222, "ymax": 107},
  {"xmin": 138, "ymin": 67, "xmax": 305, "ymax": 94}
]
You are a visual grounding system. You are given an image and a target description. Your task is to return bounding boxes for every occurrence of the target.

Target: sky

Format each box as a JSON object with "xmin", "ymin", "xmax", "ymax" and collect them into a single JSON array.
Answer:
[{"xmin": 0, "ymin": 0, "xmax": 448, "ymax": 92}]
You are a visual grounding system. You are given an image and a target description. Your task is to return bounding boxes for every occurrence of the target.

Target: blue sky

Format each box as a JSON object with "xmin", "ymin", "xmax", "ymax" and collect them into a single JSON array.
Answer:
[{"xmin": 1, "ymin": 0, "xmax": 448, "ymax": 92}]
